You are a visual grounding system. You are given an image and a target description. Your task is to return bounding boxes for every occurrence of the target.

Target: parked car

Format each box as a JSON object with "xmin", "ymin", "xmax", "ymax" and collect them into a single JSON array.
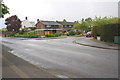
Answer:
[
  {"xmin": 86, "ymin": 32, "xmax": 92, "ymax": 37},
  {"xmin": 40, "ymin": 35, "xmax": 45, "ymax": 38}
]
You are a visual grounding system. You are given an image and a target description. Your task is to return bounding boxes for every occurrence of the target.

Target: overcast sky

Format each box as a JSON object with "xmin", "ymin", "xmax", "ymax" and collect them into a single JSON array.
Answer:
[{"xmin": 0, "ymin": 0, "xmax": 119, "ymax": 28}]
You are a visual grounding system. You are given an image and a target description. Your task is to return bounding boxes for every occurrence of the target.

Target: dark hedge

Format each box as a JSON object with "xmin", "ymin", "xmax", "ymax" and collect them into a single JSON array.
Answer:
[{"xmin": 92, "ymin": 24, "xmax": 120, "ymax": 42}]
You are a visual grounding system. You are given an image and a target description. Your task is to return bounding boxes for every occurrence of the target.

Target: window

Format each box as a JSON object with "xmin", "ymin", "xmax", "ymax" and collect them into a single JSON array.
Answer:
[
  {"xmin": 69, "ymin": 25, "xmax": 72, "ymax": 27},
  {"xmin": 46, "ymin": 25, "xmax": 51, "ymax": 27},
  {"xmin": 64, "ymin": 25, "xmax": 67, "ymax": 27}
]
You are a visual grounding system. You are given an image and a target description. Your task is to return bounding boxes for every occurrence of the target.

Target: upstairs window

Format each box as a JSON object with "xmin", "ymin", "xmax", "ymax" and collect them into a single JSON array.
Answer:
[
  {"xmin": 69, "ymin": 25, "xmax": 73, "ymax": 27},
  {"xmin": 46, "ymin": 25, "xmax": 51, "ymax": 27},
  {"xmin": 64, "ymin": 25, "xmax": 67, "ymax": 27}
]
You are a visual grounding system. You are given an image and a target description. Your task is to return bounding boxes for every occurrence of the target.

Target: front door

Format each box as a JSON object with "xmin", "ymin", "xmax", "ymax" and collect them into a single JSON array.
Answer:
[
  {"xmin": 44, "ymin": 31, "xmax": 51, "ymax": 35},
  {"xmin": 52, "ymin": 30, "xmax": 56, "ymax": 34}
]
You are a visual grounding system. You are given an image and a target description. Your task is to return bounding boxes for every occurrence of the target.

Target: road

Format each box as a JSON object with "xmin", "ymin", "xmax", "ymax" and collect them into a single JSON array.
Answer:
[
  {"xmin": 1, "ymin": 37, "xmax": 118, "ymax": 78},
  {"xmin": 2, "ymin": 45, "xmax": 59, "ymax": 78}
]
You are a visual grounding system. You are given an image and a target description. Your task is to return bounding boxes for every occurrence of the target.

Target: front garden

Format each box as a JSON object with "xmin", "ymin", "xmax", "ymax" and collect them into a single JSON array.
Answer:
[{"xmin": 11, "ymin": 30, "xmax": 86, "ymax": 38}]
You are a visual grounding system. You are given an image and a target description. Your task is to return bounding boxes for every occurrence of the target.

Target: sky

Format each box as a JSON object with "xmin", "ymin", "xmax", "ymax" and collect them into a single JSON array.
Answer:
[{"xmin": 0, "ymin": 0, "xmax": 119, "ymax": 28}]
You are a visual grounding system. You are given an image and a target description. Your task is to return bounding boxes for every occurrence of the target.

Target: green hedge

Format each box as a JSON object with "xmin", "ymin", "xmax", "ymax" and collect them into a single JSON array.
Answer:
[
  {"xmin": 92, "ymin": 24, "xmax": 120, "ymax": 42},
  {"xmin": 45, "ymin": 33, "xmax": 62, "ymax": 37},
  {"xmin": 14, "ymin": 34, "xmax": 40, "ymax": 38}
]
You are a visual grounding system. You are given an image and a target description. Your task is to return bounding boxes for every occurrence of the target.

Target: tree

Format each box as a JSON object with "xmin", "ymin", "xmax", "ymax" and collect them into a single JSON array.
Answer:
[
  {"xmin": 79, "ymin": 21, "xmax": 89, "ymax": 33},
  {"xmin": 63, "ymin": 19, "xmax": 67, "ymax": 22},
  {"xmin": 73, "ymin": 19, "xmax": 89, "ymax": 35},
  {"xmin": 0, "ymin": 0, "xmax": 9, "ymax": 18},
  {"xmin": 92, "ymin": 17, "xmax": 120, "ymax": 42},
  {"xmin": 5, "ymin": 15, "xmax": 21, "ymax": 32},
  {"xmin": 92, "ymin": 16, "xmax": 120, "ymax": 27},
  {"xmin": 85, "ymin": 17, "xmax": 92, "ymax": 30},
  {"xmin": 74, "ymin": 21, "xmax": 79, "ymax": 23},
  {"xmin": 73, "ymin": 21, "xmax": 89, "ymax": 35}
]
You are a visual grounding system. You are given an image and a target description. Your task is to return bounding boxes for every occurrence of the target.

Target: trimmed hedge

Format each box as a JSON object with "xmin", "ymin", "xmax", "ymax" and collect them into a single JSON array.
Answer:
[
  {"xmin": 45, "ymin": 33, "xmax": 62, "ymax": 37},
  {"xmin": 14, "ymin": 34, "xmax": 40, "ymax": 38},
  {"xmin": 92, "ymin": 24, "xmax": 120, "ymax": 42}
]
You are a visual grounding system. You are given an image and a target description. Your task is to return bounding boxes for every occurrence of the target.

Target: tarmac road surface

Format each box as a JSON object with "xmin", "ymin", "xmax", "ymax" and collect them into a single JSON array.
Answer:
[{"xmin": 1, "ymin": 37, "xmax": 118, "ymax": 78}]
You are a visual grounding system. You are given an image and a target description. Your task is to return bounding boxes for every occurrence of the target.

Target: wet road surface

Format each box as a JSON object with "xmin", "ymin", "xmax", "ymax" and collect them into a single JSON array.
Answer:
[{"xmin": 2, "ymin": 37, "xmax": 118, "ymax": 78}]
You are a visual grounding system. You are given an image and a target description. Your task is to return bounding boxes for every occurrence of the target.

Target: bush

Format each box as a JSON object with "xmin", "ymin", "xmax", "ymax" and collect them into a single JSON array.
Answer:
[
  {"xmin": 74, "ymin": 34, "xmax": 82, "ymax": 37},
  {"xmin": 9, "ymin": 33, "xmax": 15, "ymax": 37},
  {"xmin": 45, "ymin": 34, "xmax": 55, "ymax": 37},
  {"xmin": 28, "ymin": 30, "xmax": 36, "ymax": 35},
  {"xmin": 29, "ymin": 27, "xmax": 36, "ymax": 30},
  {"xmin": 67, "ymin": 31, "xmax": 76, "ymax": 36},
  {"xmin": 54, "ymin": 33, "xmax": 62, "ymax": 37},
  {"xmin": 61, "ymin": 32, "xmax": 69, "ymax": 36}
]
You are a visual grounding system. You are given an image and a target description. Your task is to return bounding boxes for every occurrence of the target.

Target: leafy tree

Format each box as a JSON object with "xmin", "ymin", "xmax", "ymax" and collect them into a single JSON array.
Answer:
[
  {"xmin": 0, "ymin": 0, "xmax": 9, "ymax": 18},
  {"xmin": 73, "ymin": 18, "xmax": 89, "ymax": 35},
  {"xmin": 92, "ymin": 16, "xmax": 120, "ymax": 27},
  {"xmin": 5, "ymin": 15, "xmax": 21, "ymax": 32},
  {"xmin": 74, "ymin": 21, "xmax": 79, "ymax": 23},
  {"xmin": 63, "ymin": 19, "xmax": 67, "ymax": 22},
  {"xmin": 85, "ymin": 17, "xmax": 92, "ymax": 30},
  {"xmin": 81, "ymin": 18, "xmax": 84, "ymax": 22}
]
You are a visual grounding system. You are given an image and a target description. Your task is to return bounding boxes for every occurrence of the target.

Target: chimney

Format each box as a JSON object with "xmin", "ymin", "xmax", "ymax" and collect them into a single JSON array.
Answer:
[
  {"xmin": 37, "ymin": 19, "xmax": 40, "ymax": 22},
  {"xmin": 25, "ymin": 17, "xmax": 28, "ymax": 20}
]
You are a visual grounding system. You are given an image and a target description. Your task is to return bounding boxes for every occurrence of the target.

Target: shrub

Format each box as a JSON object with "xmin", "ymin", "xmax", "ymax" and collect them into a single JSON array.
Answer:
[
  {"xmin": 28, "ymin": 30, "xmax": 36, "ymax": 35},
  {"xmin": 45, "ymin": 34, "xmax": 55, "ymax": 37},
  {"xmin": 54, "ymin": 33, "xmax": 62, "ymax": 37},
  {"xmin": 9, "ymin": 33, "xmax": 15, "ymax": 37},
  {"xmin": 67, "ymin": 31, "xmax": 76, "ymax": 36},
  {"xmin": 29, "ymin": 27, "xmax": 36, "ymax": 30},
  {"xmin": 61, "ymin": 32, "xmax": 69, "ymax": 36}
]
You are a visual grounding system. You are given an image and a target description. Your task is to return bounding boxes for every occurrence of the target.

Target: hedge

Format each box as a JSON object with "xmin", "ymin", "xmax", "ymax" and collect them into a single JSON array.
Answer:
[
  {"xmin": 45, "ymin": 33, "xmax": 62, "ymax": 37},
  {"xmin": 14, "ymin": 34, "xmax": 40, "ymax": 38},
  {"xmin": 92, "ymin": 24, "xmax": 120, "ymax": 42}
]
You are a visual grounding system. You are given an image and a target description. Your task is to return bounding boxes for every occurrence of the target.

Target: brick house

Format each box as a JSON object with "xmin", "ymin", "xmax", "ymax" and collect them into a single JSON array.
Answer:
[
  {"xmin": 0, "ymin": 31, "xmax": 10, "ymax": 37},
  {"xmin": 36, "ymin": 20, "xmax": 63, "ymax": 35},
  {"xmin": 56, "ymin": 21, "xmax": 75, "ymax": 32}
]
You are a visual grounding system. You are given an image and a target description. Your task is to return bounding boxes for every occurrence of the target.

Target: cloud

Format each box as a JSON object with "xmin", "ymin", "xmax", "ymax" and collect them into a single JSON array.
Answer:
[{"xmin": 0, "ymin": 0, "xmax": 118, "ymax": 28}]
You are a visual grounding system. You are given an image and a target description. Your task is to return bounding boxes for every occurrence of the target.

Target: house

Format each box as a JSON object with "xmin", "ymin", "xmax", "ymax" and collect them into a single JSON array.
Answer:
[
  {"xmin": 21, "ymin": 17, "xmax": 35, "ymax": 28},
  {"xmin": 36, "ymin": 19, "xmax": 63, "ymax": 35},
  {"xmin": 1, "ymin": 31, "xmax": 10, "ymax": 37},
  {"xmin": 56, "ymin": 21, "xmax": 75, "ymax": 32}
]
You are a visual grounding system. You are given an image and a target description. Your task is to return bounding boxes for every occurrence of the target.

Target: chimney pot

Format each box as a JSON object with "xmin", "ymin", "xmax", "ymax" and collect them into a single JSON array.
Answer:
[
  {"xmin": 25, "ymin": 17, "xmax": 28, "ymax": 20},
  {"xmin": 37, "ymin": 19, "xmax": 40, "ymax": 22}
]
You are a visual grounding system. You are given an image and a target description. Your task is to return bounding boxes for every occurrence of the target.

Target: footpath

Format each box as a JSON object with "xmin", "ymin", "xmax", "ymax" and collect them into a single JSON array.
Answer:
[{"xmin": 74, "ymin": 37, "xmax": 119, "ymax": 50}]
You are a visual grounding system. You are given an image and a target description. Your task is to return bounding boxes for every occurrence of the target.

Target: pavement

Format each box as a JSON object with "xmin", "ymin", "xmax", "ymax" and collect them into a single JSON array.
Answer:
[{"xmin": 74, "ymin": 37, "xmax": 120, "ymax": 50}]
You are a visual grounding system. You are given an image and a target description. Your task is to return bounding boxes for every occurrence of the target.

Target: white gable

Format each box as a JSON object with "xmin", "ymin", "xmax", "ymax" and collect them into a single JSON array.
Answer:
[{"xmin": 21, "ymin": 20, "xmax": 35, "ymax": 28}]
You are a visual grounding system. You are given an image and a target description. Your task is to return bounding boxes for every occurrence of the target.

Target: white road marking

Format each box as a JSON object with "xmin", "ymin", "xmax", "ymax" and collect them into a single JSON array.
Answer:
[
  {"xmin": 8, "ymin": 50, "xmax": 14, "ymax": 53},
  {"xmin": 56, "ymin": 75, "xmax": 73, "ymax": 80}
]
